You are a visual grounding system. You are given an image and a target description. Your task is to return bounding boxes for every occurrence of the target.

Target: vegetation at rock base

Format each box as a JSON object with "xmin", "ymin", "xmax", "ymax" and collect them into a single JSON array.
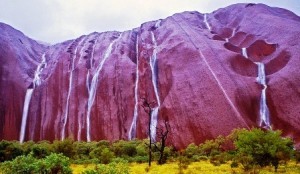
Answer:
[
  {"xmin": 232, "ymin": 128, "xmax": 294, "ymax": 172},
  {"xmin": 0, "ymin": 153, "xmax": 72, "ymax": 174},
  {"xmin": 0, "ymin": 128, "xmax": 299, "ymax": 173}
]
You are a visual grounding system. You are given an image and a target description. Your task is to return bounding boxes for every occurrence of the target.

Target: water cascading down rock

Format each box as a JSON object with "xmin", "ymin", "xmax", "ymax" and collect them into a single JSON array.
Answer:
[
  {"xmin": 20, "ymin": 53, "xmax": 47, "ymax": 143},
  {"xmin": 128, "ymin": 35, "xmax": 139, "ymax": 140},
  {"xmin": 149, "ymin": 30, "xmax": 161, "ymax": 141},
  {"xmin": 242, "ymin": 48, "xmax": 271, "ymax": 129},
  {"xmin": 1, "ymin": 3, "xmax": 300, "ymax": 148},
  {"xmin": 256, "ymin": 62, "xmax": 271, "ymax": 129},
  {"xmin": 86, "ymin": 33, "xmax": 121, "ymax": 142}
]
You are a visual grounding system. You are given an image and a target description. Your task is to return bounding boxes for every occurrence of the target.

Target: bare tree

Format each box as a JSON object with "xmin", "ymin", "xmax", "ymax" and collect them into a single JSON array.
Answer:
[
  {"xmin": 153, "ymin": 120, "xmax": 170, "ymax": 164},
  {"xmin": 141, "ymin": 98, "xmax": 171, "ymax": 166},
  {"xmin": 141, "ymin": 98, "xmax": 155, "ymax": 167}
]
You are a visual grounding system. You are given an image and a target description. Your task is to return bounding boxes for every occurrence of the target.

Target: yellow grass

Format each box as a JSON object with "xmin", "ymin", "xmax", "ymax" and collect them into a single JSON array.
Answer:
[
  {"xmin": 71, "ymin": 161, "xmax": 300, "ymax": 174},
  {"xmin": 71, "ymin": 164, "xmax": 96, "ymax": 174}
]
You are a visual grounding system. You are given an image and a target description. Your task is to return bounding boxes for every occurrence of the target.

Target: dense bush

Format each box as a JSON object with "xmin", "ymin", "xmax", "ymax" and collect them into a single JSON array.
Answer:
[
  {"xmin": 0, "ymin": 140, "xmax": 23, "ymax": 162},
  {"xmin": 0, "ymin": 153, "xmax": 39, "ymax": 173},
  {"xmin": 74, "ymin": 141, "xmax": 96, "ymax": 161},
  {"xmin": 112, "ymin": 140, "xmax": 137, "ymax": 157},
  {"xmin": 53, "ymin": 139, "xmax": 76, "ymax": 159},
  {"xmin": 0, "ymin": 128, "xmax": 297, "ymax": 172},
  {"xmin": 44, "ymin": 153, "xmax": 72, "ymax": 173},
  {"xmin": 233, "ymin": 128, "xmax": 293, "ymax": 171},
  {"xmin": 0, "ymin": 153, "xmax": 72, "ymax": 174},
  {"xmin": 184, "ymin": 143, "xmax": 199, "ymax": 158}
]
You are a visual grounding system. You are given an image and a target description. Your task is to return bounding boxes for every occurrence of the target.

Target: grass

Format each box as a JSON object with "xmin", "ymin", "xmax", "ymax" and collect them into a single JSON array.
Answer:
[{"xmin": 71, "ymin": 161, "xmax": 300, "ymax": 174}]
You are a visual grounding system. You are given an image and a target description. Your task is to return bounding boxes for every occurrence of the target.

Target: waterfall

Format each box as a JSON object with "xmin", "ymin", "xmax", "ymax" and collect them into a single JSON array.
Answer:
[
  {"xmin": 204, "ymin": 14, "xmax": 211, "ymax": 31},
  {"xmin": 19, "ymin": 89, "xmax": 34, "ymax": 143},
  {"xmin": 61, "ymin": 38, "xmax": 85, "ymax": 140},
  {"xmin": 255, "ymin": 62, "xmax": 271, "ymax": 129},
  {"xmin": 86, "ymin": 33, "xmax": 121, "ymax": 142},
  {"xmin": 128, "ymin": 35, "xmax": 139, "ymax": 140},
  {"xmin": 242, "ymin": 48, "xmax": 248, "ymax": 58},
  {"xmin": 225, "ymin": 28, "xmax": 236, "ymax": 42},
  {"xmin": 33, "ymin": 53, "xmax": 47, "ymax": 87},
  {"xmin": 19, "ymin": 53, "xmax": 47, "ymax": 143},
  {"xmin": 149, "ymin": 31, "xmax": 161, "ymax": 141},
  {"xmin": 77, "ymin": 36, "xmax": 91, "ymax": 141}
]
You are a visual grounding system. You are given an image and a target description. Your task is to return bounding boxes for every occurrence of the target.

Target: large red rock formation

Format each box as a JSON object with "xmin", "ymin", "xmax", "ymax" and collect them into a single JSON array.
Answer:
[{"xmin": 1, "ymin": 3, "xmax": 300, "ymax": 148}]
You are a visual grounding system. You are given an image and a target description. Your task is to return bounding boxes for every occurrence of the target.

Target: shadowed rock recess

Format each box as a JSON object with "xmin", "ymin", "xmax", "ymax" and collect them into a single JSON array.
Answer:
[{"xmin": 1, "ymin": 3, "xmax": 300, "ymax": 148}]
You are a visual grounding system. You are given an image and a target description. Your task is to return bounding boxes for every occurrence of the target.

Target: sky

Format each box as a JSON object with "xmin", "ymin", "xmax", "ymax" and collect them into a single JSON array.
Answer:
[{"xmin": 0, "ymin": 0, "xmax": 299, "ymax": 44}]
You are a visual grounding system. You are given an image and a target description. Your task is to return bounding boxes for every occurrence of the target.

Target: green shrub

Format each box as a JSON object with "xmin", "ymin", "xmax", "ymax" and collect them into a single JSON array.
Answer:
[
  {"xmin": 234, "ymin": 128, "xmax": 293, "ymax": 171},
  {"xmin": 189, "ymin": 155, "xmax": 201, "ymax": 162},
  {"xmin": 99, "ymin": 148, "xmax": 115, "ymax": 164},
  {"xmin": 184, "ymin": 143, "xmax": 199, "ymax": 158},
  {"xmin": 0, "ymin": 140, "xmax": 24, "ymax": 162},
  {"xmin": 136, "ymin": 143, "xmax": 147, "ymax": 156},
  {"xmin": 0, "ymin": 153, "xmax": 39, "ymax": 173},
  {"xmin": 112, "ymin": 140, "xmax": 137, "ymax": 158},
  {"xmin": 44, "ymin": 153, "xmax": 72, "ymax": 174},
  {"xmin": 0, "ymin": 153, "xmax": 72, "ymax": 174},
  {"xmin": 31, "ymin": 142, "xmax": 52, "ymax": 159},
  {"xmin": 199, "ymin": 139, "xmax": 220, "ymax": 156},
  {"xmin": 53, "ymin": 139, "xmax": 76, "ymax": 159},
  {"xmin": 74, "ymin": 141, "xmax": 97, "ymax": 161}
]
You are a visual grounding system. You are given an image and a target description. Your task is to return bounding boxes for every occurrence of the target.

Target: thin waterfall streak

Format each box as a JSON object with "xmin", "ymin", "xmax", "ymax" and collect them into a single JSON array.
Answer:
[
  {"xmin": 61, "ymin": 38, "xmax": 84, "ymax": 140},
  {"xmin": 33, "ymin": 53, "xmax": 47, "ymax": 87},
  {"xmin": 86, "ymin": 33, "xmax": 122, "ymax": 142},
  {"xmin": 78, "ymin": 115, "xmax": 82, "ymax": 141},
  {"xmin": 19, "ymin": 53, "xmax": 47, "ymax": 143},
  {"xmin": 231, "ymin": 29, "xmax": 236, "ymax": 38},
  {"xmin": 75, "ymin": 38, "xmax": 89, "ymax": 141},
  {"xmin": 128, "ymin": 35, "xmax": 139, "ymax": 140},
  {"xmin": 86, "ymin": 71, "xmax": 90, "ymax": 92},
  {"xmin": 204, "ymin": 14, "xmax": 211, "ymax": 31},
  {"xmin": 255, "ymin": 62, "xmax": 270, "ymax": 129},
  {"xmin": 199, "ymin": 51, "xmax": 247, "ymax": 126},
  {"xmin": 150, "ymin": 32, "xmax": 160, "ymax": 106},
  {"xmin": 226, "ymin": 28, "xmax": 236, "ymax": 42},
  {"xmin": 19, "ymin": 89, "xmax": 34, "ymax": 143},
  {"xmin": 256, "ymin": 62, "xmax": 266, "ymax": 85},
  {"xmin": 149, "ymin": 30, "xmax": 161, "ymax": 141},
  {"xmin": 242, "ymin": 48, "xmax": 248, "ymax": 58},
  {"xmin": 86, "ymin": 37, "xmax": 99, "ymax": 141}
]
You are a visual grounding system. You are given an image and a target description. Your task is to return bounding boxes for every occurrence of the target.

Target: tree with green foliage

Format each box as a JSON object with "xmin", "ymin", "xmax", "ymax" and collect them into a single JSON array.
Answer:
[{"xmin": 233, "ymin": 128, "xmax": 293, "ymax": 172}]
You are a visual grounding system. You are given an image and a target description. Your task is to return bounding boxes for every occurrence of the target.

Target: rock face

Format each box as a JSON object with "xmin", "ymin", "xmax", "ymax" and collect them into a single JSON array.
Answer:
[{"xmin": 1, "ymin": 3, "xmax": 300, "ymax": 148}]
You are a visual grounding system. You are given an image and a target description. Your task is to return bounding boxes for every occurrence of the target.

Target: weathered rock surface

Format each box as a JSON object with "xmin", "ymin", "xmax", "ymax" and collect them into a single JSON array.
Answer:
[{"xmin": 1, "ymin": 3, "xmax": 300, "ymax": 148}]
